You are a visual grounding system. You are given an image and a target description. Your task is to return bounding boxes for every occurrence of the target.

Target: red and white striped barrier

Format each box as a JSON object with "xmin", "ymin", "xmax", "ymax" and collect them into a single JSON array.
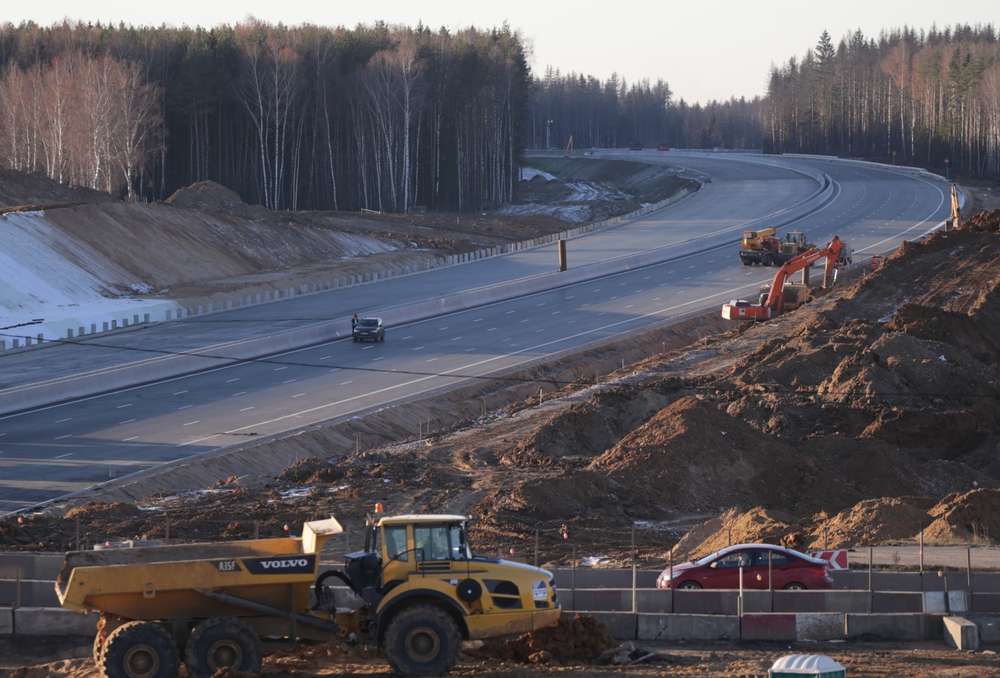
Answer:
[{"xmin": 811, "ymin": 549, "xmax": 849, "ymax": 570}]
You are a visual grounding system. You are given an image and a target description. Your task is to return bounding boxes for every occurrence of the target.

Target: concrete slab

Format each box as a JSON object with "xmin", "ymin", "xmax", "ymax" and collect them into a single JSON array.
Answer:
[
  {"xmin": 795, "ymin": 612, "xmax": 845, "ymax": 641},
  {"xmin": 583, "ymin": 612, "xmax": 636, "ymax": 641},
  {"xmin": 923, "ymin": 591, "xmax": 970, "ymax": 614},
  {"xmin": 741, "ymin": 613, "xmax": 796, "ymax": 642},
  {"xmin": 845, "ymin": 613, "xmax": 932, "ymax": 641},
  {"xmin": 970, "ymin": 615, "xmax": 1000, "ymax": 644},
  {"xmin": 14, "ymin": 607, "xmax": 96, "ymax": 636},
  {"xmin": 637, "ymin": 613, "xmax": 739, "ymax": 642},
  {"xmin": 943, "ymin": 616, "xmax": 979, "ymax": 651},
  {"xmin": 0, "ymin": 607, "xmax": 11, "ymax": 635}
]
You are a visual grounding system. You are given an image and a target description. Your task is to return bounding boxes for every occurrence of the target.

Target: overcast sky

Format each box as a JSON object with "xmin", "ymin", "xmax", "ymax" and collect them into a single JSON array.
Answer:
[{"xmin": 11, "ymin": 0, "xmax": 998, "ymax": 103}]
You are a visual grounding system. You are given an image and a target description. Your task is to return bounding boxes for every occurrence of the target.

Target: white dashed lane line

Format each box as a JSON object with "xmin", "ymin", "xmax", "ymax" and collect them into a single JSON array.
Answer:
[
  {"xmin": 119, "ymin": 418, "xmax": 136, "ymax": 425},
  {"xmin": 240, "ymin": 406, "xmax": 255, "ymax": 412},
  {"xmin": 183, "ymin": 420, "xmax": 200, "ymax": 427},
  {"xmin": 226, "ymin": 378, "xmax": 240, "ymax": 384},
  {"xmin": 173, "ymin": 390, "xmax": 188, "ymax": 396},
  {"xmin": 55, "ymin": 452, "xmax": 73, "ymax": 458},
  {"xmin": 292, "ymin": 393, "xmax": 306, "ymax": 399},
  {"xmin": 122, "ymin": 436, "xmax": 139, "ymax": 442},
  {"xmin": 233, "ymin": 391, "xmax": 247, "ymax": 397},
  {"xmin": 273, "ymin": 366, "xmax": 288, "ymax": 372},
  {"xmin": 116, "ymin": 403, "xmax": 133, "ymax": 409},
  {"xmin": 55, "ymin": 434, "xmax": 72, "ymax": 441}
]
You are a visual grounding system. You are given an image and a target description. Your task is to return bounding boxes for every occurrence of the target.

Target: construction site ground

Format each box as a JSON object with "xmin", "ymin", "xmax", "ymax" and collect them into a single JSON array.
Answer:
[
  {"xmin": 3, "ymin": 214, "xmax": 999, "ymax": 567},
  {"xmin": 2, "ymin": 636, "xmax": 998, "ymax": 676}
]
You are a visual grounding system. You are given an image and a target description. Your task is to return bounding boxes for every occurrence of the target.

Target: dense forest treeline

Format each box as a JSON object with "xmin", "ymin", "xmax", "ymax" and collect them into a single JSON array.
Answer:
[
  {"xmin": 764, "ymin": 24, "xmax": 1000, "ymax": 178},
  {"xmin": 0, "ymin": 21, "xmax": 529, "ymax": 211},
  {"xmin": 531, "ymin": 24, "xmax": 1000, "ymax": 179},
  {"xmin": 527, "ymin": 69, "xmax": 763, "ymax": 150},
  {"xmin": 1, "ymin": 21, "xmax": 997, "ymax": 212}
]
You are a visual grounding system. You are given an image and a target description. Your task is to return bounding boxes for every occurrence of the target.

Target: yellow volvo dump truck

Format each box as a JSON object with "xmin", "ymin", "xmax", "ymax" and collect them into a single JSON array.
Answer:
[{"xmin": 57, "ymin": 513, "xmax": 560, "ymax": 677}]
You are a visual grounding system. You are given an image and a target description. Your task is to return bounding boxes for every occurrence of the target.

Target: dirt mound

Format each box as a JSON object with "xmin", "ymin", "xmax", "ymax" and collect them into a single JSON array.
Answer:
[
  {"xmin": 276, "ymin": 457, "xmax": 343, "ymax": 484},
  {"xmin": 476, "ymin": 614, "xmax": 616, "ymax": 663},
  {"xmin": 63, "ymin": 501, "xmax": 140, "ymax": 522},
  {"xmin": 0, "ymin": 168, "xmax": 112, "ymax": 208},
  {"xmin": 923, "ymin": 488, "xmax": 1000, "ymax": 543},
  {"xmin": 588, "ymin": 396, "xmax": 810, "ymax": 515},
  {"xmin": 670, "ymin": 507, "xmax": 800, "ymax": 559},
  {"xmin": 967, "ymin": 209, "xmax": 1000, "ymax": 232},
  {"xmin": 164, "ymin": 180, "xmax": 247, "ymax": 211},
  {"xmin": 808, "ymin": 496, "xmax": 934, "ymax": 548}
]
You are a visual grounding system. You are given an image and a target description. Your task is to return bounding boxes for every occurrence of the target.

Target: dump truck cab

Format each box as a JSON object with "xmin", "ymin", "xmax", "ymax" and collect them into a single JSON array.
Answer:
[{"xmin": 337, "ymin": 513, "xmax": 559, "ymax": 674}]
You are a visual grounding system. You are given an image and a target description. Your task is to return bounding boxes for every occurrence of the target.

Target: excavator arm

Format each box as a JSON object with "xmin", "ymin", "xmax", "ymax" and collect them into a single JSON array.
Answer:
[{"xmin": 723, "ymin": 236, "xmax": 844, "ymax": 321}]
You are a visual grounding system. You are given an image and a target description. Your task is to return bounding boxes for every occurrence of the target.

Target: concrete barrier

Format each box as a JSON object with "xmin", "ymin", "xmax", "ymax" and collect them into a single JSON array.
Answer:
[
  {"xmin": 923, "ymin": 591, "xmax": 969, "ymax": 613},
  {"xmin": 741, "ymin": 613, "xmax": 796, "ymax": 642},
  {"xmin": 943, "ymin": 616, "xmax": 979, "ymax": 651},
  {"xmin": 845, "ymin": 613, "xmax": 938, "ymax": 641},
  {"xmin": 0, "ymin": 607, "xmax": 12, "ymax": 635},
  {"xmin": 13, "ymin": 607, "xmax": 97, "ymax": 636},
  {"xmin": 584, "ymin": 612, "xmax": 636, "ymax": 640},
  {"xmin": 637, "ymin": 613, "xmax": 740, "ymax": 642},
  {"xmin": 795, "ymin": 613, "xmax": 845, "ymax": 641},
  {"xmin": 971, "ymin": 615, "xmax": 1000, "ymax": 643}
]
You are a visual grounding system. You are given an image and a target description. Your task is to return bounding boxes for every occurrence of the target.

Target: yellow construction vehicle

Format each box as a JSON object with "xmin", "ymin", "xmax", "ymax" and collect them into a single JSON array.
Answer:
[
  {"xmin": 740, "ymin": 228, "xmax": 814, "ymax": 266},
  {"xmin": 57, "ymin": 513, "xmax": 559, "ymax": 678}
]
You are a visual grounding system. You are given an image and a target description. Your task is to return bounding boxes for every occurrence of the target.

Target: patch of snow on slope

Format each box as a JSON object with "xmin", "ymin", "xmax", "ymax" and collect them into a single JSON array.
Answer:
[
  {"xmin": 519, "ymin": 166, "xmax": 558, "ymax": 182},
  {"xmin": 0, "ymin": 211, "xmax": 177, "ymax": 342}
]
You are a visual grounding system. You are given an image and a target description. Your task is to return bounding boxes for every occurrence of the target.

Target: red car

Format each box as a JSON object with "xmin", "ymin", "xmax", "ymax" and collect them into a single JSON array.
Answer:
[{"xmin": 656, "ymin": 544, "xmax": 834, "ymax": 590}]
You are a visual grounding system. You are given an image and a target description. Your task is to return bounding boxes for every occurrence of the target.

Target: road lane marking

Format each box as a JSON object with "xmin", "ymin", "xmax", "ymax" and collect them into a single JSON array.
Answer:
[
  {"xmin": 292, "ymin": 393, "xmax": 306, "ymax": 398},
  {"xmin": 116, "ymin": 403, "xmax": 133, "ymax": 409},
  {"xmin": 412, "ymin": 346, "xmax": 425, "ymax": 351},
  {"xmin": 55, "ymin": 435, "xmax": 72, "ymax": 441},
  {"xmin": 55, "ymin": 452, "xmax": 73, "ymax": 458},
  {"xmin": 240, "ymin": 406, "xmax": 255, "ymax": 412},
  {"xmin": 173, "ymin": 390, "xmax": 188, "ymax": 396},
  {"xmin": 233, "ymin": 391, "xmax": 247, "ymax": 397},
  {"xmin": 426, "ymin": 357, "xmax": 438, "ymax": 363},
  {"xmin": 340, "ymin": 380, "xmax": 353, "ymax": 385},
  {"xmin": 184, "ymin": 278, "xmax": 777, "ymax": 446},
  {"xmin": 320, "ymin": 355, "xmax": 332, "ymax": 360},
  {"xmin": 273, "ymin": 366, "xmax": 288, "ymax": 371},
  {"xmin": 361, "ymin": 345, "xmax": 374, "ymax": 350},
  {"xmin": 178, "ymin": 404, "xmax": 193, "ymax": 411},
  {"xmin": 122, "ymin": 436, "xmax": 139, "ymax": 442},
  {"xmin": 226, "ymin": 378, "xmax": 240, "ymax": 383},
  {"xmin": 119, "ymin": 418, "xmax": 136, "ymax": 425},
  {"xmin": 183, "ymin": 420, "xmax": 200, "ymax": 427},
  {"xmin": 56, "ymin": 417, "xmax": 73, "ymax": 424},
  {"xmin": 283, "ymin": 378, "xmax": 297, "ymax": 384}
]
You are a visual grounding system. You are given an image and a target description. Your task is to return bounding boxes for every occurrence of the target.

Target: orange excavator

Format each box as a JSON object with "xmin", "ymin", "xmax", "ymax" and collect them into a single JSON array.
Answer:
[{"xmin": 722, "ymin": 236, "xmax": 848, "ymax": 321}]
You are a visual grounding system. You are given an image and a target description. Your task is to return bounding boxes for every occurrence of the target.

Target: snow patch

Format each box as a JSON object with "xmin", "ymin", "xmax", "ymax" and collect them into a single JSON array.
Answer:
[
  {"xmin": 0, "ymin": 211, "xmax": 178, "ymax": 342},
  {"xmin": 519, "ymin": 166, "xmax": 558, "ymax": 182}
]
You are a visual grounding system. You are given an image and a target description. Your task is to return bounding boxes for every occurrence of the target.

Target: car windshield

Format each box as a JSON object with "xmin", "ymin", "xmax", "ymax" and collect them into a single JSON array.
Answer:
[{"xmin": 358, "ymin": 319, "xmax": 379, "ymax": 328}]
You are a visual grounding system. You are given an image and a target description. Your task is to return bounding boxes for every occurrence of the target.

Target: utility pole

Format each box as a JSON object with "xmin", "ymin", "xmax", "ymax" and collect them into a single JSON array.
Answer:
[{"xmin": 545, "ymin": 119, "xmax": 554, "ymax": 150}]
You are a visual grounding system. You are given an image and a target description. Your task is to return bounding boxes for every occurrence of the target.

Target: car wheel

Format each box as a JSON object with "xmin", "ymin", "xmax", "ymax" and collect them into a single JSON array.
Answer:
[
  {"xmin": 783, "ymin": 582, "xmax": 806, "ymax": 591},
  {"xmin": 677, "ymin": 581, "xmax": 702, "ymax": 590}
]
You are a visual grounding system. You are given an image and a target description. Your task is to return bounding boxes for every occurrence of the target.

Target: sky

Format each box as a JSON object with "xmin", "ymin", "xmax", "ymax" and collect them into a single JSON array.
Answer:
[{"xmin": 10, "ymin": 0, "xmax": 998, "ymax": 103}]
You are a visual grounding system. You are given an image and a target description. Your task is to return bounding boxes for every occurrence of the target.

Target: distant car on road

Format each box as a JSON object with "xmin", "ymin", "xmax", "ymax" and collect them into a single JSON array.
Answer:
[
  {"xmin": 656, "ymin": 544, "xmax": 834, "ymax": 590},
  {"xmin": 628, "ymin": 141, "xmax": 643, "ymax": 151},
  {"xmin": 352, "ymin": 316, "xmax": 385, "ymax": 343},
  {"xmin": 656, "ymin": 143, "xmax": 671, "ymax": 151}
]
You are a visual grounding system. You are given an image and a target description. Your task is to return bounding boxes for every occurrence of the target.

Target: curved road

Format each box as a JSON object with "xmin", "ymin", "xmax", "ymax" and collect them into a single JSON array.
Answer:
[{"xmin": 0, "ymin": 153, "xmax": 949, "ymax": 511}]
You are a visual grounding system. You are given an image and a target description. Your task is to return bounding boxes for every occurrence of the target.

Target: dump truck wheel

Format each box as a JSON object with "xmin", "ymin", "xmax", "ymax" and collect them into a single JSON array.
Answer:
[
  {"xmin": 384, "ymin": 604, "xmax": 460, "ymax": 676},
  {"xmin": 100, "ymin": 621, "xmax": 179, "ymax": 678},
  {"xmin": 184, "ymin": 617, "xmax": 261, "ymax": 678}
]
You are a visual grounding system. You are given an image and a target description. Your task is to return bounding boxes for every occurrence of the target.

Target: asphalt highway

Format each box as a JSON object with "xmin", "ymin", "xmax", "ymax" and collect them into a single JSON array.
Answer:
[{"xmin": 0, "ymin": 153, "xmax": 949, "ymax": 511}]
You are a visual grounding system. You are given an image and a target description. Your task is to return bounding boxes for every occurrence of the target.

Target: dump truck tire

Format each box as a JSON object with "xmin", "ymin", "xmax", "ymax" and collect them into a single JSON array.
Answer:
[
  {"xmin": 184, "ymin": 616, "xmax": 261, "ymax": 678},
  {"xmin": 100, "ymin": 621, "xmax": 179, "ymax": 678},
  {"xmin": 384, "ymin": 604, "xmax": 460, "ymax": 676},
  {"xmin": 92, "ymin": 633, "xmax": 104, "ymax": 665}
]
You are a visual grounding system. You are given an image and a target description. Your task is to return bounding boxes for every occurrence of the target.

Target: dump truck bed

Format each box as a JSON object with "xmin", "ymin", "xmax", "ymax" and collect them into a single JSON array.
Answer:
[{"xmin": 57, "ymin": 518, "xmax": 342, "ymax": 623}]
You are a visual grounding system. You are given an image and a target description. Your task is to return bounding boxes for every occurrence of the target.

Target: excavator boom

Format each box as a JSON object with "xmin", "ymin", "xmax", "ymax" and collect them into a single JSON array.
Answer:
[{"xmin": 723, "ymin": 236, "xmax": 845, "ymax": 321}]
